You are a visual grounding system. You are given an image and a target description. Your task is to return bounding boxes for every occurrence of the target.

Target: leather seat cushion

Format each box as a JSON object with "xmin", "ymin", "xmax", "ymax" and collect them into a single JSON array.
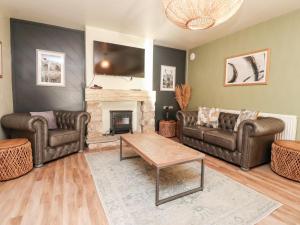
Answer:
[
  {"xmin": 204, "ymin": 130, "xmax": 237, "ymax": 151},
  {"xmin": 48, "ymin": 129, "xmax": 80, "ymax": 147},
  {"xmin": 183, "ymin": 126, "xmax": 215, "ymax": 140}
]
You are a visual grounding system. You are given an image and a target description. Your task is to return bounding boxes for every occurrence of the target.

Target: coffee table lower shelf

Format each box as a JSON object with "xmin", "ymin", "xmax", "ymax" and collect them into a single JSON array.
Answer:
[{"xmin": 120, "ymin": 137, "xmax": 204, "ymax": 206}]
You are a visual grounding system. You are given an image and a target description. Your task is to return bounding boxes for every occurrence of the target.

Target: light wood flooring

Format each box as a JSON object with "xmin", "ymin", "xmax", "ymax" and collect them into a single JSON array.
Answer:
[{"xmin": 0, "ymin": 146, "xmax": 300, "ymax": 225}]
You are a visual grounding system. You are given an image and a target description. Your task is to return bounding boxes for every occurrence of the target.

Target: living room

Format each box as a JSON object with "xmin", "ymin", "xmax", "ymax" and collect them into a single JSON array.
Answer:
[{"xmin": 0, "ymin": 0, "xmax": 299, "ymax": 225}]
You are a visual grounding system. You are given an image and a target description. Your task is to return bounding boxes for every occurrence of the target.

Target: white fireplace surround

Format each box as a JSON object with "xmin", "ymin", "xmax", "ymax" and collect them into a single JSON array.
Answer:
[{"xmin": 85, "ymin": 89, "xmax": 156, "ymax": 148}]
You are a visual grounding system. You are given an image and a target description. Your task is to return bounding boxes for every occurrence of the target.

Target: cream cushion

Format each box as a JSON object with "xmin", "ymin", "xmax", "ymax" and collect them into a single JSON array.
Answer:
[
  {"xmin": 197, "ymin": 107, "xmax": 220, "ymax": 128},
  {"xmin": 234, "ymin": 109, "xmax": 259, "ymax": 132}
]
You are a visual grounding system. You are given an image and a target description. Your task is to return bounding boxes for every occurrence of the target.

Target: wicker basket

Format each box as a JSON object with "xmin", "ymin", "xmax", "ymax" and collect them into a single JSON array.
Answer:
[
  {"xmin": 271, "ymin": 140, "xmax": 300, "ymax": 182},
  {"xmin": 0, "ymin": 139, "xmax": 33, "ymax": 181},
  {"xmin": 159, "ymin": 120, "xmax": 176, "ymax": 138}
]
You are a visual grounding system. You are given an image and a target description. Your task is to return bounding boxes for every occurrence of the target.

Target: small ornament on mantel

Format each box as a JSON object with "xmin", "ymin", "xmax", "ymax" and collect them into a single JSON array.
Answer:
[
  {"xmin": 175, "ymin": 84, "xmax": 191, "ymax": 111},
  {"xmin": 90, "ymin": 84, "xmax": 103, "ymax": 89}
]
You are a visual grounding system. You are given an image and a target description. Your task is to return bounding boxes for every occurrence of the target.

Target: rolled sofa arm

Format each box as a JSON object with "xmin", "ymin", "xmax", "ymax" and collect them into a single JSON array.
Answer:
[
  {"xmin": 238, "ymin": 117, "xmax": 285, "ymax": 137},
  {"xmin": 1, "ymin": 113, "xmax": 48, "ymax": 132},
  {"xmin": 1, "ymin": 113, "xmax": 49, "ymax": 167},
  {"xmin": 76, "ymin": 112, "xmax": 91, "ymax": 125},
  {"xmin": 237, "ymin": 117, "xmax": 285, "ymax": 170},
  {"xmin": 176, "ymin": 111, "xmax": 198, "ymax": 127}
]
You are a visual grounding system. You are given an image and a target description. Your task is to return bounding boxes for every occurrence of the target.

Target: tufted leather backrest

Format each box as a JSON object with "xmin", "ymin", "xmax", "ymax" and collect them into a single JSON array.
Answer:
[
  {"xmin": 184, "ymin": 111, "xmax": 198, "ymax": 127},
  {"xmin": 218, "ymin": 112, "xmax": 239, "ymax": 132},
  {"xmin": 55, "ymin": 111, "xmax": 77, "ymax": 130}
]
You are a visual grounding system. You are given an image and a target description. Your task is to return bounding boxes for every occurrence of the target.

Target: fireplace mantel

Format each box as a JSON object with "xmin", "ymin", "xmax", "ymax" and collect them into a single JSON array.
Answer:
[
  {"xmin": 85, "ymin": 88, "xmax": 156, "ymax": 102},
  {"xmin": 85, "ymin": 88, "xmax": 156, "ymax": 149}
]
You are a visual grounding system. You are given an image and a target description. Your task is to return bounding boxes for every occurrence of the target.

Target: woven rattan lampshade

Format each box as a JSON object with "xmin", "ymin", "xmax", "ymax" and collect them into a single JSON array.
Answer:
[{"xmin": 162, "ymin": 0, "xmax": 244, "ymax": 30}]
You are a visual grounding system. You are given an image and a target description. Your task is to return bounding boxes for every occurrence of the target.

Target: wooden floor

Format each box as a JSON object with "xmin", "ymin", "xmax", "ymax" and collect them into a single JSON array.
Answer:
[{"xmin": 0, "ymin": 147, "xmax": 300, "ymax": 225}]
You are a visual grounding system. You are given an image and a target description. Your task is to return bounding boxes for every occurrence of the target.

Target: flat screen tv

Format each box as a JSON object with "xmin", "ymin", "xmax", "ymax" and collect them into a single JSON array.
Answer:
[{"xmin": 93, "ymin": 41, "xmax": 145, "ymax": 77}]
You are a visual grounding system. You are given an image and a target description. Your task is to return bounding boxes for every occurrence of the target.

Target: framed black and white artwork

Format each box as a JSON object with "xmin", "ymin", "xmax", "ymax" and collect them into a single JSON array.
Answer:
[
  {"xmin": 36, "ymin": 49, "xmax": 65, "ymax": 87},
  {"xmin": 160, "ymin": 65, "xmax": 176, "ymax": 91},
  {"xmin": 225, "ymin": 49, "xmax": 270, "ymax": 86}
]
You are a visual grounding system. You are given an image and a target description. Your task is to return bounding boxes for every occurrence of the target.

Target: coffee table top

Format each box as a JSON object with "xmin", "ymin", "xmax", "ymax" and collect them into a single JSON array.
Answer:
[{"xmin": 121, "ymin": 133, "xmax": 204, "ymax": 168}]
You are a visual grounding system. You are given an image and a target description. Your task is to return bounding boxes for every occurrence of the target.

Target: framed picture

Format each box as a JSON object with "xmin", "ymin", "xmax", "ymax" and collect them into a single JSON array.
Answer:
[
  {"xmin": 160, "ymin": 65, "xmax": 176, "ymax": 91},
  {"xmin": 224, "ymin": 49, "xmax": 270, "ymax": 86},
  {"xmin": 36, "ymin": 49, "xmax": 65, "ymax": 87},
  {"xmin": 0, "ymin": 42, "xmax": 2, "ymax": 78}
]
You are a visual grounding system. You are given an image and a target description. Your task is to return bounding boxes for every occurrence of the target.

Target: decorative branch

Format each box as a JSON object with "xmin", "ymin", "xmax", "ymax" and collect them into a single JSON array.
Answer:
[{"xmin": 175, "ymin": 84, "xmax": 191, "ymax": 111}]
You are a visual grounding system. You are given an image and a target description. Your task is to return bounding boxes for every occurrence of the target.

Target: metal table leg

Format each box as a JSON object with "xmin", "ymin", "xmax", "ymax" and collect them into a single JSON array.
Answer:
[
  {"xmin": 120, "ymin": 137, "xmax": 122, "ymax": 161},
  {"xmin": 155, "ymin": 159, "xmax": 204, "ymax": 206},
  {"xmin": 120, "ymin": 137, "xmax": 140, "ymax": 161}
]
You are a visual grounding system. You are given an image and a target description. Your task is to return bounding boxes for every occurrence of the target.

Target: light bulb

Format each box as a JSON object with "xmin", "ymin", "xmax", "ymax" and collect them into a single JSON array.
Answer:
[{"xmin": 100, "ymin": 60, "xmax": 110, "ymax": 69}]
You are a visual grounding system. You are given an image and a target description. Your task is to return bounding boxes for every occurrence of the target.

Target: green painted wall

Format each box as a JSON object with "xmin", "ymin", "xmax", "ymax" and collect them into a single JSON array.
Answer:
[
  {"xmin": 0, "ymin": 15, "xmax": 13, "ymax": 139},
  {"xmin": 188, "ymin": 9, "xmax": 300, "ymax": 139}
]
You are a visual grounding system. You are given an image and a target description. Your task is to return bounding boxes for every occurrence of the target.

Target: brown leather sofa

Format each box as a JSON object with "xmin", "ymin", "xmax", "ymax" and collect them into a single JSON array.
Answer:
[
  {"xmin": 1, "ymin": 111, "xmax": 90, "ymax": 167},
  {"xmin": 177, "ymin": 111, "xmax": 285, "ymax": 170}
]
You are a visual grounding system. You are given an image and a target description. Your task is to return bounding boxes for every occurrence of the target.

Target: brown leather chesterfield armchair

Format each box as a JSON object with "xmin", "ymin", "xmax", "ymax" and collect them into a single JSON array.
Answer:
[
  {"xmin": 177, "ymin": 111, "xmax": 285, "ymax": 170},
  {"xmin": 1, "ymin": 111, "xmax": 90, "ymax": 167}
]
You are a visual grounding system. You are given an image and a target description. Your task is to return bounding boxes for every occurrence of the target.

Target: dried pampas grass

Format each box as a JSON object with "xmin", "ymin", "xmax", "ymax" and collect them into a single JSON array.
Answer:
[{"xmin": 175, "ymin": 84, "xmax": 191, "ymax": 111}]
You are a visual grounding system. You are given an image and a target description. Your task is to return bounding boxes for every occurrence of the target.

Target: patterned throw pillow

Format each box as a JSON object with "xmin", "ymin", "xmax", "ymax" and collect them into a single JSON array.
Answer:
[
  {"xmin": 208, "ymin": 108, "xmax": 220, "ymax": 128},
  {"xmin": 197, "ymin": 107, "xmax": 220, "ymax": 128},
  {"xmin": 197, "ymin": 107, "xmax": 209, "ymax": 126},
  {"xmin": 234, "ymin": 109, "xmax": 259, "ymax": 132}
]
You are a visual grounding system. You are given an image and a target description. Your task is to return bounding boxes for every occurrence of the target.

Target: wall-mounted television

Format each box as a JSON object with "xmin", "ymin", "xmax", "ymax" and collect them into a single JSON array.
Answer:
[{"xmin": 93, "ymin": 41, "xmax": 145, "ymax": 77}]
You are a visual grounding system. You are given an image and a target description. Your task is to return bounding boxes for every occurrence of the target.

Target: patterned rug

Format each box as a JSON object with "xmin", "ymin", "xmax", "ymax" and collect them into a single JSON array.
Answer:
[{"xmin": 85, "ymin": 150, "xmax": 281, "ymax": 225}]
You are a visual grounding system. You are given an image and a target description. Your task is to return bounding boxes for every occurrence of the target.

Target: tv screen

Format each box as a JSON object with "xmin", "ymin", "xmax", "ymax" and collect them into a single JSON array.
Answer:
[{"xmin": 93, "ymin": 41, "xmax": 145, "ymax": 77}]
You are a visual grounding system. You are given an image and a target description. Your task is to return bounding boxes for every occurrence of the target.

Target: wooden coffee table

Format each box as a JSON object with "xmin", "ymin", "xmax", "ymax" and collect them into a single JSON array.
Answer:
[{"xmin": 120, "ymin": 133, "xmax": 205, "ymax": 206}]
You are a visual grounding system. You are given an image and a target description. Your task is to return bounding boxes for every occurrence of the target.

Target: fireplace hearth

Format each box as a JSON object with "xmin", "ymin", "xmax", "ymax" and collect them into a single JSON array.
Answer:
[{"xmin": 110, "ymin": 110, "xmax": 133, "ymax": 135}]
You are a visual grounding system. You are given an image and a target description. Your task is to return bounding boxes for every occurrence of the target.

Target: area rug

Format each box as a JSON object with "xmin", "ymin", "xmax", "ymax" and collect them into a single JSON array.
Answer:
[{"xmin": 85, "ymin": 150, "xmax": 281, "ymax": 225}]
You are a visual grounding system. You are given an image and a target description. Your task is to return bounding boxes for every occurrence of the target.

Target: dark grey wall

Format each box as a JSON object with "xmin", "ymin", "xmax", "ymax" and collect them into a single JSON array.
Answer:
[
  {"xmin": 153, "ymin": 45, "xmax": 186, "ymax": 130},
  {"xmin": 11, "ymin": 19, "xmax": 85, "ymax": 112}
]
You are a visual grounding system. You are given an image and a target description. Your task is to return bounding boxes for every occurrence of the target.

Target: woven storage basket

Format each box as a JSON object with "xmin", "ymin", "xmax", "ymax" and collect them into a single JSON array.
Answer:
[
  {"xmin": 0, "ymin": 139, "xmax": 33, "ymax": 181},
  {"xmin": 159, "ymin": 120, "xmax": 176, "ymax": 138},
  {"xmin": 271, "ymin": 140, "xmax": 300, "ymax": 182}
]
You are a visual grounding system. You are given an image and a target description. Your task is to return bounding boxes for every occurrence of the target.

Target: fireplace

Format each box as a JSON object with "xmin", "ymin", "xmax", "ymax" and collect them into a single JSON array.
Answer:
[
  {"xmin": 85, "ymin": 89, "xmax": 156, "ymax": 149},
  {"xmin": 110, "ymin": 110, "xmax": 133, "ymax": 135}
]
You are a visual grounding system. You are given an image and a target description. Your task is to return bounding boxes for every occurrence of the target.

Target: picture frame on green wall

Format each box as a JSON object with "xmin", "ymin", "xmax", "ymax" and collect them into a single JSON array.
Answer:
[{"xmin": 224, "ymin": 49, "xmax": 270, "ymax": 86}]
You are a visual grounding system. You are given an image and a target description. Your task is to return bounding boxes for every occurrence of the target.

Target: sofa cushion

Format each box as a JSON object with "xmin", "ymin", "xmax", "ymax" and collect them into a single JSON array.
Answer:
[
  {"xmin": 183, "ymin": 126, "xmax": 215, "ymax": 140},
  {"xmin": 48, "ymin": 129, "xmax": 80, "ymax": 147},
  {"xmin": 204, "ymin": 130, "xmax": 237, "ymax": 151},
  {"xmin": 197, "ymin": 107, "xmax": 220, "ymax": 128}
]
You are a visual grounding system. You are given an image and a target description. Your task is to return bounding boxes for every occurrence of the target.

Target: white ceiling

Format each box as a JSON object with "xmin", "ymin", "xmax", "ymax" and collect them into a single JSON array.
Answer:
[{"xmin": 1, "ymin": 0, "xmax": 300, "ymax": 50}]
